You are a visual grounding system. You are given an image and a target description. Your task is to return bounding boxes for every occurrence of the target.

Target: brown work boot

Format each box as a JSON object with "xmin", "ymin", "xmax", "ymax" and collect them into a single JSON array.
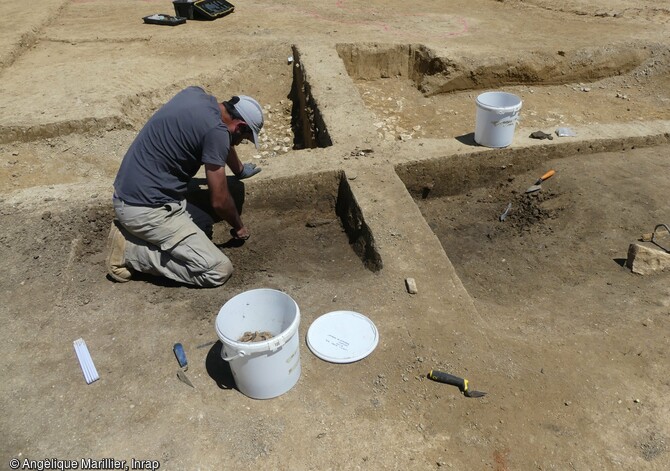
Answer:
[{"xmin": 106, "ymin": 220, "xmax": 132, "ymax": 282}]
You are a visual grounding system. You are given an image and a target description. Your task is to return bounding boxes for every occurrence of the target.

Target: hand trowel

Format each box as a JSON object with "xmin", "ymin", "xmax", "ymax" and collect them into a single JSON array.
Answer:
[
  {"xmin": 525, "ymin": 169, "xmax": 556, "ymax": 193},
  {"xmin": 173, "ymin": 343, "xmax": 194, "ymax": 388}
]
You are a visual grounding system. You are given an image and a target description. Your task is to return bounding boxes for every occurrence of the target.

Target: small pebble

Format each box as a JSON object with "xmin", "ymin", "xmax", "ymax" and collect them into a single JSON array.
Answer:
[{"xmin": 405, "ymin": 277, "xmax": 418, "ymax": 294}]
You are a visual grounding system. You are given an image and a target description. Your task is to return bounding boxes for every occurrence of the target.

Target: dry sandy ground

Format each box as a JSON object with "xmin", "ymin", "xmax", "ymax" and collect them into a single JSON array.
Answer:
[{"xmin": 1, "ymin": 0, "xmax": 670, "ymax": 470}]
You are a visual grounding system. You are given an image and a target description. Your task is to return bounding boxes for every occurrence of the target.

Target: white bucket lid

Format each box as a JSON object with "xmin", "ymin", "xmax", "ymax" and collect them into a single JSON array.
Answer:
[{"xmin": 306, "ymin": 311, "xmax": 379, "ymax": 363}]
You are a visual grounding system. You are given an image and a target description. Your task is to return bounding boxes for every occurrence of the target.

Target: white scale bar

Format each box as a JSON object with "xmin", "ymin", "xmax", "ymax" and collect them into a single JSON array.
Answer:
[{"xmin": 73, "ymin": 338, "xmax": 99, "ymax": 384}]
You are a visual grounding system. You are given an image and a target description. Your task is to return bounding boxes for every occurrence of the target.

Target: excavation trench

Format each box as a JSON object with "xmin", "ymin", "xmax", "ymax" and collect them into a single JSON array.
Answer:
[
  {"xmin": 405, "ymin": 144, "xmax": 670, "ymax": 336},
  {"xmin": 336, "ymin": 43, "xmax": 652, "ymax": 95},
  {"xmin": 395, "ymin": 132, "xmax": 670, "ymax": 200},
  {"xmin": 185, "ymin": 170, "xmax": 380, "ymax": 274},
  {"xmin": 289, "ymin": 45, "xmax": 333, "ymax": 150},
  {"xmin": 336, "ymin": 42, "xmax": 670, "ymax": 141},
  {"xmin": 0, "ymin": 45, "xmax": 332, "ymax": 152}
]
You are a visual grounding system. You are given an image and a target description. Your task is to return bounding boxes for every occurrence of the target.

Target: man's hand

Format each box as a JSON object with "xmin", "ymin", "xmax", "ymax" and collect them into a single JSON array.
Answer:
[
  {"xmin": 236, "ymin": 162, "xmax": 261, "ymax": 179},
  {"xmin": 230, "ymin": 227, "xmax": 250, "ymax": 240}
]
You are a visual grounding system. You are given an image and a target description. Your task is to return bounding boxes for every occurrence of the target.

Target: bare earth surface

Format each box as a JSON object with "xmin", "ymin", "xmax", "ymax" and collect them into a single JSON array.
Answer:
[{"xmin": 1, "ymin": 1, "xmax": 669, "ymax": 470}]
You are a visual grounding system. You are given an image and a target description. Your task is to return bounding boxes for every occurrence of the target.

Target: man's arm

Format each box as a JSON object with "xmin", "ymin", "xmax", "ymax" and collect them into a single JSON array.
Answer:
[
  {"xmin": 226, "ymin": 146, "xmax": 261, "ymax": 179},
  {"xmin": 204, "ymin": 163, "xmax": 249, "ymax": 239},
  {"xmin": 225, "ymin": 146, "xmax": 245, "ymax": 176}
]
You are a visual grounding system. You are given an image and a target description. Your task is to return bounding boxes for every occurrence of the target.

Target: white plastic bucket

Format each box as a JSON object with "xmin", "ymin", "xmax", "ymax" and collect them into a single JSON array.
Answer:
[
  {"xmin": 215, "ymin": 289, "xmax": 301, "ymax": 399},
  {"xmin": 474, "ymin": 91, "xmax": 522, "ymax": 148}
]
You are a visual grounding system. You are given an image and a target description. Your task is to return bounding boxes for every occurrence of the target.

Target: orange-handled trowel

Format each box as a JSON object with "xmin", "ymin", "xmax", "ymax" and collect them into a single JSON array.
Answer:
[{"xmin": 525, "ymin": 169, "xmax": 556, "ymax": 193}]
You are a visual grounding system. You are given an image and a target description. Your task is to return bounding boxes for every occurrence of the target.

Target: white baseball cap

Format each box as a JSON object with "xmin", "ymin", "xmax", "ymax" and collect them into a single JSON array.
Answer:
[{"xmin": 232, "ymin": 95, "xmax": 264, "ymax": 149}]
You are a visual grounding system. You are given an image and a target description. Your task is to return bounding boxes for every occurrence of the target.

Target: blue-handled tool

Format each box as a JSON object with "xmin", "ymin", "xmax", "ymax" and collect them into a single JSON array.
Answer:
[
  {"xmin": 173, "ymin": 343, "xmax": 194, "ymax": 388},
  {"xmin": 173, "ymin": 343, "xmax": 188, "ymax": 370}
]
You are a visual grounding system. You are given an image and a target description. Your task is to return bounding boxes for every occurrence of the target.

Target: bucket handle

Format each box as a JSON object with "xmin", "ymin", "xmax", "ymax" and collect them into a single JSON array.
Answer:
[{"xmin": 222, "ymin": 349, "xmax": 246, "ymax": 362}]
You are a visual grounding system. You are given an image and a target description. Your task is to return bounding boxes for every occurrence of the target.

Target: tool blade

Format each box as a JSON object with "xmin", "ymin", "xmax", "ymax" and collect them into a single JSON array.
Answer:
[
  {"xmin": 525, "ymin": 184, "xmax": 541, "ymax": 193},
  {"xmin": 464, "ymin": 390, "xmax": 487, "ymax": 398},
  {"xmin": 176, "ymin": 369, "xmax": 194, "ymax": 388},
  {"xmin": 499, "ymin": 202, "xmax": 512, "ymax": 221}
]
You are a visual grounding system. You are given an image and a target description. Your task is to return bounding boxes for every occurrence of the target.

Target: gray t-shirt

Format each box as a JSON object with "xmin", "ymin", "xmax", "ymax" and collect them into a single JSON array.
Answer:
[{"xmin": 114, "ymin": 86, "xmax": 230, "ymax": 206}]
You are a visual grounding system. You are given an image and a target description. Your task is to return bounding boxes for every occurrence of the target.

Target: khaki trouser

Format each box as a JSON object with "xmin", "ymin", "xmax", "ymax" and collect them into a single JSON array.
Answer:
[{"xmin": 113, "ymin": 197, "xmax": 232, "ymax": 287}]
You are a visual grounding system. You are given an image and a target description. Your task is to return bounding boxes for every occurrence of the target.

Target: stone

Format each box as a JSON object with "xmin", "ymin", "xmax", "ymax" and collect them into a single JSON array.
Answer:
[
  {"xmin": 405, "ymin": 277, "xmax": 418, "ymax": 294},
  {"xmin": 626, "ymin": 242, "xmax": 670, "ymax": 275},
  {"xmin": 529, "ymin": 130, "xmax": 553, "ymax": 140}
]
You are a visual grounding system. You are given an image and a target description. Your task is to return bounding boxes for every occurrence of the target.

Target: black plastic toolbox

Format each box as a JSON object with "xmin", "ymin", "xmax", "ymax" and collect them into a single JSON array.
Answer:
[{"xmin": 192, "ymin": 0, "xmax": 235, "ymax": 20}]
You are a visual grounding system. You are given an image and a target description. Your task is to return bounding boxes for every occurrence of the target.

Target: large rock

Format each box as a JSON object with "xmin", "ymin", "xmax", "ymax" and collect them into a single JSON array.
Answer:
[{"xmin": 626, "ymin": 242, "xmax": 670, "ymax": 275}]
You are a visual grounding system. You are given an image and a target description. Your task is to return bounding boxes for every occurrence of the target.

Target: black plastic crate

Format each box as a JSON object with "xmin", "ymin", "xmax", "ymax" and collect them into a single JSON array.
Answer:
[
  {"xmin": 143, "ymin": 14, "xmax": 186, "ymax": 26},
  {"xmin": 173, "ymin": 1, "xmax": 195, "ymax": 20},
  {"xmin": 193, "ymin": 0, "xmax": 235, "ymax": 20}
]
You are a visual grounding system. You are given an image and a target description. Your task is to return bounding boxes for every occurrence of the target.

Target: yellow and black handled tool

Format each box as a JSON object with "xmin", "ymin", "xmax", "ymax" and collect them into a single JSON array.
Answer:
[{"xmin": 428, "ymin": 370, "xmax": 486, "ymax": 398}]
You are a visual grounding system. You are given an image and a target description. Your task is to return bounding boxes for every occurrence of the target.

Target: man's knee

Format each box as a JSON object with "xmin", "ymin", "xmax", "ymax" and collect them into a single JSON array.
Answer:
[{"xmin": 197, "ymin": 258, "xmax": 233, "ymax": 288}]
